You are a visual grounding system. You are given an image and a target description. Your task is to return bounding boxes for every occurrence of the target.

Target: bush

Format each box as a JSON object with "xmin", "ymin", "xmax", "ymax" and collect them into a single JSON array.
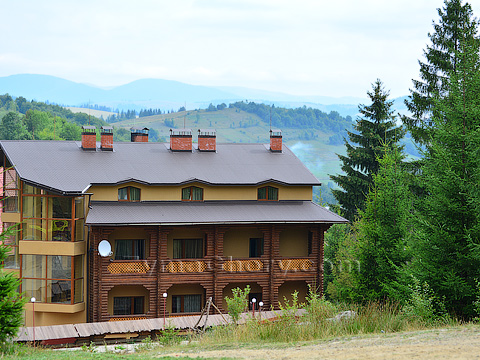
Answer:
[{"xmin": 225, "ymin": 286, "xmax": 250, "ymax": 325}]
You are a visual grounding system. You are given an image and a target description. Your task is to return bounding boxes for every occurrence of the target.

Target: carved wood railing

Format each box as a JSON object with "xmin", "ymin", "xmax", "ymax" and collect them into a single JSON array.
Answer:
[{"xmin": 222, "ymin": 259, "xmax": 263, "ymax": 272}]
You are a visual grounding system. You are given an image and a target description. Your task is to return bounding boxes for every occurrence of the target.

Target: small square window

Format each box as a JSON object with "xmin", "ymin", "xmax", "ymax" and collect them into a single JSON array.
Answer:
[
  {"xmin": 258, "ymin": 186, "xmax": 278, "ymax": 201},
  {"xmin": 182, "ymin": 186, "xmax": 203, "ymax": 201},
  {"xmin": 118, "ymin": 186, "xmax": 141, "ymax": 202}
]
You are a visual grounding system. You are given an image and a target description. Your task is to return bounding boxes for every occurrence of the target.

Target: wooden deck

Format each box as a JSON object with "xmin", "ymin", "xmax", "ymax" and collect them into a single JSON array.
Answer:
[{"xmin": 14, "ymin": 309, "xmax": 306, "ymax": 344}]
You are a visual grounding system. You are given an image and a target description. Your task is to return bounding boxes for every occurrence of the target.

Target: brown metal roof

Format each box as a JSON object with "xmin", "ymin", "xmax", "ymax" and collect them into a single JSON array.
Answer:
[
  {"xmin": 0, "ymin": 140, "xmax": 320, "ymax": 194},
  {"xmin": 86, "ymin": 200, "xmax": 347, "ymax": 225}
]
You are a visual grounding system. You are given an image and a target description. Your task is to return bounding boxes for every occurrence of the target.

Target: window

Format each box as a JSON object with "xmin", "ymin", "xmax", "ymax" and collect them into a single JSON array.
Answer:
[
  {"xmin": 2, "ymin": 223, "xmax": 19, "ymax": 269},
  {"xmin": 114, "ymin": 239, "xmax": 145, "ymax": 260},
  {"xmin": 22, "ymin": 255, "xmax": 83, "ymax": 304},
  {"xmin": 2, "ymin": 168, "xmax": 19, "ymax": 212},
  {"xmin": 172, "ymin": 294, "xmax": 201, "ymax": 313},
  {"xmin": 118, "ymin": 186, "xmax": 140, "ymax": 202},
  {"xmin": 249, "ymin": 238, "xmax": 264, "ymax": 258},
  {"xmin": 258, "ymin": 186, "xmax": 278, "ymax": 201},
  {"xmin": 182, "ymin": 186, "xmax": 203, "ymax": 201},
  {"xmin": 173, "ymin": 238, "xmax": 203, "ymax": 259},
  {"xmin": 113, "ymin": 296, "xmax": 144, "ymax": 315}
]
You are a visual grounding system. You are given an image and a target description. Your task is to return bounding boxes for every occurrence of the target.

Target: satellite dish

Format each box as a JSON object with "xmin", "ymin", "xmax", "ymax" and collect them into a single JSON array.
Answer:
[{"xmin": 98, "ymin": 240, "xmax": 112, "ymax": 257}]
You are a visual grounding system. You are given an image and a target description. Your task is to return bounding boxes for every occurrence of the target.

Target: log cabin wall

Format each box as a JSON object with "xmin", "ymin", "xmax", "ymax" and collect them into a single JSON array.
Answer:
[{"xmin": 88, "ymin": 223, "xmax": 327, "ymax": 322}]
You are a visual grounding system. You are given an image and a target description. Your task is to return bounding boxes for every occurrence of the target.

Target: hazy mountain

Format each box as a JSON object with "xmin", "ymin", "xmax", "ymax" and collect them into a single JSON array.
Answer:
[{"xmin": 0, "ymin": 74, "xmax": 406, "ymax": 117}]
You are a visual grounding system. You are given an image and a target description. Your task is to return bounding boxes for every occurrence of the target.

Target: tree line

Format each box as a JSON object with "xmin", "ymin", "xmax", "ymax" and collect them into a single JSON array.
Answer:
[{"xmin": 327, "ymin": 0, "xmax": 480, "ymax": 320}]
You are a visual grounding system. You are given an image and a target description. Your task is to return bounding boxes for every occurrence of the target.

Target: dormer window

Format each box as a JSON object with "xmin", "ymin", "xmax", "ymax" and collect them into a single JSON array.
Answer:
[
  {"xmin": 182, "ymin": 186, "xmax": 203, "ymax": 201},
  {"xmin": 258, "ymin": 186, "xmax": 278, "ymax": 201},
  {"xmin": 118, "ymin": 186, "xmax": 140, "ymax": 202}
]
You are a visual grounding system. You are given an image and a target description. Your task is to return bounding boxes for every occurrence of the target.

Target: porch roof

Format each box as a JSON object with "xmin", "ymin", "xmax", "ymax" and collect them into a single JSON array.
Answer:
[{"xmin": 85, "ymin": 200, "xmax": 347, "ymax": 226}]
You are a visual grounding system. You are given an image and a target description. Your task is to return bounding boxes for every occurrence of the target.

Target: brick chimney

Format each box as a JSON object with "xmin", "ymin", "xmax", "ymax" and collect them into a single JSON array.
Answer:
[
  {"xmin": 130, "ymin": 127, "xmax": 149, "ymax": 142},
  {"xmin": 100, "ymin": 126, "xmax": 113, "ymax": 151},
  {"xmin": 81, "ymin": 126, "xmax": 97, "ymax": 150},
  {"xmin": 270, "ymin": 129, "xmax": 282, "ymax": 152},
  {"xmin": 170, "ymin": 129, "xmax": 192, "ymax": 151},
  {"xmin": 198, "ymin": 129, "xmax": 216, "ymax": 152}
]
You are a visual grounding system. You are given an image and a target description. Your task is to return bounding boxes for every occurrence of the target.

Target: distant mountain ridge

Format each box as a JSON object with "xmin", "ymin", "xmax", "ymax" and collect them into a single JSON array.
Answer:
[{"xmin": 0, "ymin": 74, "xmax": 408, "ymax": 117}]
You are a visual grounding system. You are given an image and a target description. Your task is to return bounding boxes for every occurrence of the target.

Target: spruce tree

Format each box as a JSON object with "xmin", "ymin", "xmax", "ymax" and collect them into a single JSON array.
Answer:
[
  {"xmin": 328, "ymin": 148, "xmax": 412, "ymax": 302},
  {"xmin": 403, "ymin": 0, "xmax": 479, "ymax": 145},
  {"xmin": 411, "ymin": 41, "xmax": 480, "ymax": 318},
  {"xmin": 0, "ymin": 226, "xmax": 25, "ymax": 351},
  {"xmin": 330, "ymin": 79, "xmax": 404, "ymax": 221}
]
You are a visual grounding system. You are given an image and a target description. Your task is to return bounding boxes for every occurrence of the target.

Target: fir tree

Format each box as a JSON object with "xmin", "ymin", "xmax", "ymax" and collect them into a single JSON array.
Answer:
[
  {"xmin": 410, "ymin": 41, "xmax": 480, "ymax": 318},
  {"xmin": 330, "ymin": 79, "xmax": 404, "ymax": 221},
  {"xmin": 403, "ymin": 0, "xmax": 480, "ymax": 145}
]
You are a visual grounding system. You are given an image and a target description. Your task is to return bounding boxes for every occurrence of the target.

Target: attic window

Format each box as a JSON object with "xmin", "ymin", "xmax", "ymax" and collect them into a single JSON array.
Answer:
[
  {"xmin": 258, "ymin": 186, "xmax": 278, "ymax": 201},
  {"xmin": 118, "ymin": 186, "xmax": 140, "ymax": 202},
  {"xmin": 182, "ymin": 186, "xmax": 203, "ymax": 201}
]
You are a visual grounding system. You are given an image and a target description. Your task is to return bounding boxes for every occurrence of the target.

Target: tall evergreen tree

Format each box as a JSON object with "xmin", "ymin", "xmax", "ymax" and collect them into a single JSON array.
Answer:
[
  {"xmin": 403, "ymin": 0, "xmax": 480, "ymax": 145},
  {"xmin": 411, "ymin": 41, "xmax": 480, "ymax": 318},
  {"xmin": 330, "ymin": 79, "xmax": 405, "ymax": 221},
  {"xmin": 328, "ymin": 148, "xmax": 412, "ymax": 302},
  {"xmin": 0, "ymin": 226, "xmax": 25, "ymax": 351}
]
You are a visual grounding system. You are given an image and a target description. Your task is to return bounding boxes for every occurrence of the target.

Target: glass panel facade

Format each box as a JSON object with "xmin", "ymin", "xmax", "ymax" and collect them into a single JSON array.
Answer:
[
  {"xmin": 51, "ymin": 197, "xmax": 72, "ymax": 218},
  {"xmin": 47, "ymin": 280, "xmax": 71, "ymax": 303},
  {"xmin": 22, "ymin": 255, "xmax": 83, "ymax": 304},
  {"xmin": 2, "ymin": 223, "xmax": 19, "ymax": 269},
  {"xmin": 21, "ymin": 186, "xmax": 85, "ymax": 242}
]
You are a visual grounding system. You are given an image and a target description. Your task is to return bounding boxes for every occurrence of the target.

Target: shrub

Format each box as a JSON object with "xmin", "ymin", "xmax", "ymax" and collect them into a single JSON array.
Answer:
[{"xmin": 225, "ymin": 286, "xmax": 250, "ymax": 325}]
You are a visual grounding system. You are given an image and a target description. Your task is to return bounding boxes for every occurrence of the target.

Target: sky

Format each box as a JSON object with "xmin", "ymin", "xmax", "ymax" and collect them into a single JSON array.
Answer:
[{"xmin": 1, "ymin": 0, "xmax": 478, "ymax": 99}]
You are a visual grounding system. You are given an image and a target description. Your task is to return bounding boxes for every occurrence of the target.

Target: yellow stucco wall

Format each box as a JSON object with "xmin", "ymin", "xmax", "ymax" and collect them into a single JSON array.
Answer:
[
  {"xmin": 107, "ymin": 285, "xmax": 150, "ymax": 315},
  {"xmin": 278, "ymin": 281, "xmax": 308, "ymax": 306},
  {"xmin": 89, "ymin": 182, "xmax": 312, "ymax": 202},
  {"xmin": 19, "ymin": 240, "xmax": 86, "ymax": 256},
  {"xmin": 24, "ymin": 305, "xmax": 86, "ymax": 327},
  {"xmin": 223, "ymin": 228, "xmax": 263, "ymax": 258},
  {"xmin": 279, "ymin": 228, "xmax": 309, "ymax": 257}
]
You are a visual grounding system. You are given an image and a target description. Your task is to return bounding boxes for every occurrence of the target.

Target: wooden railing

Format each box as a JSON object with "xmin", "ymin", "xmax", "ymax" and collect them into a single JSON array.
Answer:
[
  {"xmin": 166, "ymin": 260, "xmax": 207, "ymax": 273},
  {"xmin": 107, "ymin": 261, "xmax": 151, "ymax": 274},
  {"xmin": 222, "ymin": 259, "xmax": 263, "ymax": 272},
  {"xmin": 278, "ymin": 258, "xmax": 313, "ymax": 271}
]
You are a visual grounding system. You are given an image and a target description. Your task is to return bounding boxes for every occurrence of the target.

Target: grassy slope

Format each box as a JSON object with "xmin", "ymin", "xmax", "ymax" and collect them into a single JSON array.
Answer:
[{"xmin": 113, "ymin": 108, "xmax": 346, "ymax": 184}]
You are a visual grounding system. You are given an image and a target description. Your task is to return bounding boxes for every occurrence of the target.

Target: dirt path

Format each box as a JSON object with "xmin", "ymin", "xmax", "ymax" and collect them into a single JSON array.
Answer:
[{"xmin": 159, "ymin": 326, "xmax": 480, "ymax": 359}]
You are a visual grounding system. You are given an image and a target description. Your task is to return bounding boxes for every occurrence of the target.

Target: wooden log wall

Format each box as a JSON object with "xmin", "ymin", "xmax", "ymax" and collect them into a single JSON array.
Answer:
[{"xmin": 88, "ymin": 223, "xmax": 327, "ymax": 323}]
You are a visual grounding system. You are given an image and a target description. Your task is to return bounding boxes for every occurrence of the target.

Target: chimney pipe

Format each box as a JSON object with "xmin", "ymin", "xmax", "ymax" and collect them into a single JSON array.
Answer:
[
  {"xmin": 270, "ymin": 129, "xmax": 282, "ymax": 152},
  {"xmin": 100, "ymin": 126, "xmax": 113, "ymax": 151},
  {"xmin": 131, "ymin": 127, "xmax": 149, "ymax": 142},
  {"xmin": 81, "ymin": 126, "xmax": 97, "ymax": 150},
  {"xmin": 198, "ymin": 129, "xmax": 216, "ymax": 152},
  {"xmin": 170, "ymin": 129, "xmax": 192, "ymax": 151}
]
